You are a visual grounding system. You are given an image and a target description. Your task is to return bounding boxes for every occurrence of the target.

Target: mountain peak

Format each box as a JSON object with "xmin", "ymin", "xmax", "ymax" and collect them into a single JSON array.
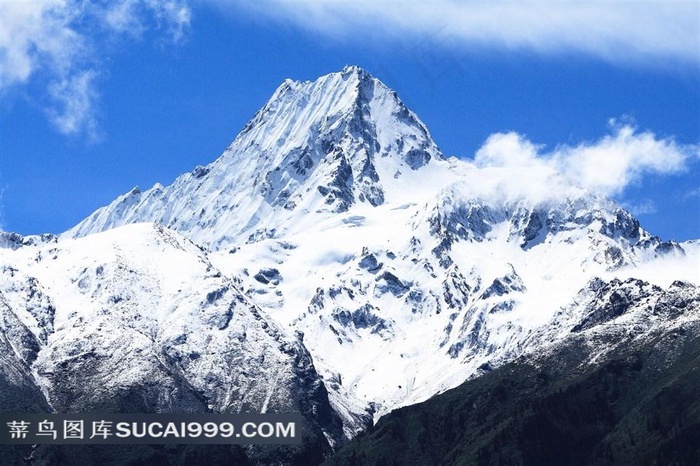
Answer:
[
  {"xmin": 339, "ymin": 64, "xmax": 375, "ymax": 88},
  {"xmin": 223, "ymin": 67, "xmax": 443, "ymax": 216},
  {"xmin": 236, "ymin": 66, "xmax": 441, "ymax": 162},
  {"xmin": 229, "ymin": 67, "xmax": 445, "ymax": 212},
  {"xmin": 341, "ymin": 64, "xmax": 369, "ymax": 75},
  {"xmin": 66, "ymin": 67, "xmax": 445, "ymax": 247}
]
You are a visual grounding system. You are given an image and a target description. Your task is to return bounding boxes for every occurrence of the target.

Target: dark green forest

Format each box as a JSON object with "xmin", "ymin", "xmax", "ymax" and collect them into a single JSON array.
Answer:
[{"xmin": 327, "ymin": 324, "xmax": 700, "ymax": 466}]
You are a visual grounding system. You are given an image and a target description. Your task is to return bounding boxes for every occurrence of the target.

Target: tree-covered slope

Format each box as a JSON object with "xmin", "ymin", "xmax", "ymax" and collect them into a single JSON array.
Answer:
[{"xmin": 327, "ymin": 281, "xmax": 700, "ymax": 466}]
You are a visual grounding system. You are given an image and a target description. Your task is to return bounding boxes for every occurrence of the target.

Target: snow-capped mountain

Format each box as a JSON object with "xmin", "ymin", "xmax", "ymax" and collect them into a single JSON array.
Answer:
[
  {"xmin": 1, "ymin": 224, "xmax": 345, "ymax": 462},
  {"xmin": 1, "ymin": 66, "xmax": 698, "ymax": 464},
  {"xmin": 66, "ymin": 65, "xmax": 444, "ymax": 250},
  {"xmin": 329, "ymin": 276, "xmax": 700, "ymax": 465}
]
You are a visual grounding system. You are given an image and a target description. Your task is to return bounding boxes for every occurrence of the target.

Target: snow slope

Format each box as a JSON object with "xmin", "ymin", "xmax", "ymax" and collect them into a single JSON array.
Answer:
[{"xmin": 0, "ymin": 224, "xmax": 348, "ymax": 452}]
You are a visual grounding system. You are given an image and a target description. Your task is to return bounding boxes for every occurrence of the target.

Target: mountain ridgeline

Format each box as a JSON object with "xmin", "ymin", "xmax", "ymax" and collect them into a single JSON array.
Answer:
[
  {"xmin": 1, "ymin": 66, "xmax": 698, "ymax": 465},
  {"xmin": 65, "ymin": 66, "xmax": 444, "ymax": 250},
  {"xmin": 326, "ymin": 280, "xmax": 700, "ymax": 465}
]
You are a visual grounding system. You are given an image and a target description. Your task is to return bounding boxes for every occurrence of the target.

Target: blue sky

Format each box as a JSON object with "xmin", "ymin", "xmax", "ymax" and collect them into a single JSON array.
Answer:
[{"xmin": 1, "ymin": 1, "xmax": 698, "ymax": 241}]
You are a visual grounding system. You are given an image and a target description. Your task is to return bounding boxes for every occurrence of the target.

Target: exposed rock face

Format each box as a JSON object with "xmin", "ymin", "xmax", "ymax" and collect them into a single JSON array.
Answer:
[
  {"xmin": 0, "ymin": 225, "xmax": 349, "ymax": 464},
  {"xmin": 327, "ymin": 279, "xmax": 700, "ymax": 466}
]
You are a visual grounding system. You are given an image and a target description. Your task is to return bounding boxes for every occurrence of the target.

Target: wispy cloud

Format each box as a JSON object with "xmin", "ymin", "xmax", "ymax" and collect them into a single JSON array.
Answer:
[
  {"xmin": 45, "ymin": 70, "xmax": 100, "ymax": 137},
  {"xmin": 473, "ymin": 121, "xmax": 699, "ymax": 198},
  {"xmin": 684, "ymin": 187, "xmax": 700, "ymax": 199},
  {"xmin": 218, "ymin": 1, "xmax": 699, "ymax": 66},
  {"xmin": 0, "ymin": 0, "xmax": 191, "ymax": 139},
  {"xmin": 621, "ymin": 199, "xmax": 657, "ymax": 216}
]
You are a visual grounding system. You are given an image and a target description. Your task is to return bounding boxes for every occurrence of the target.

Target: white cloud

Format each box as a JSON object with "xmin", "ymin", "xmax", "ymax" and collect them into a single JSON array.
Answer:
[
  {"xmin": 0, "ymin": 0, "xmax": 191, "ymax": 138},
  {"xmin": 473, "ymin": 132, "xmax": 545, "ymax": 169},
  {"xmin": 146, "ymin": 0, "xmax": 191, "ymax": 42},
  {"xmin": 685, "ymin": 187, "xmax": 700, "ymax": 199},
  {"xmin": 219, "ymin": 1, "xmax": 699, "ymax": 65},
  {"xmin": 104, "ymin": 1, "xmax": 147, "ymax": 38},
  {"xmin": 621, "ymin": 199, "xmax": 657, "ymax": 216},
  {"xmin": 46, "ymin": 70, "xmax": 100, "ymax": 138},
  {"xmin": 553, "ymin": 122, "xmax": 691, "ymax": 196},
  {"xmin": 0, "ymin": 1, "xmax": 83, "ymax": 87},
  {"xmin": 474, "ymin": 122, "xmax": 699, "ymax": 197}
]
